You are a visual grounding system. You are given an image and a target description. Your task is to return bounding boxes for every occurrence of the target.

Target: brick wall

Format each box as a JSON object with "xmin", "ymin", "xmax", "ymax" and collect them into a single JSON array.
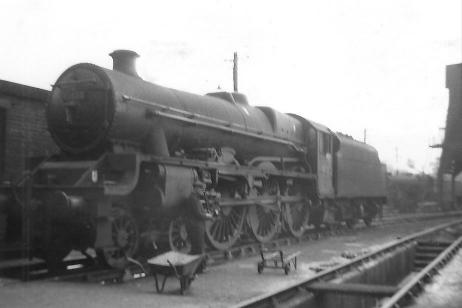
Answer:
[{"xmin": 0, "ymin": 80, "xmax": 58, "ymax": 183}]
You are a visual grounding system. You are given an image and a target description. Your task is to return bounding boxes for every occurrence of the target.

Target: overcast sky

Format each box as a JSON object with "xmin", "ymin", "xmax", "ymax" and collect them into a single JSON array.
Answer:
[{"xmin": 1, "ymin": 0, "xmax": 461, "ymax": 173}]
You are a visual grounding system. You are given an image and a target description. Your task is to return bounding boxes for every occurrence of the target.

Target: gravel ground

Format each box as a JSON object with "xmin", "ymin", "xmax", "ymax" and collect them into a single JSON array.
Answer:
[{"xmin": 0, "ymin": 218, "xmax": 458, "ymax": 308}]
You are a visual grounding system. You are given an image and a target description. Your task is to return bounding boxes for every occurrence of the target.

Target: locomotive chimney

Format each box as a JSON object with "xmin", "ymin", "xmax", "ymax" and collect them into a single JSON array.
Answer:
[{"xmin": 109, "ymin": 49, "xmax": 140, "ymax": 78}]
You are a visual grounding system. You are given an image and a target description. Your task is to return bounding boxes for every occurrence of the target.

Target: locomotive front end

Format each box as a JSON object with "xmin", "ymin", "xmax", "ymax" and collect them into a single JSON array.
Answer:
[{"xmin": 48, "ymin": 64, "xmax": 116, "ymax": 155}]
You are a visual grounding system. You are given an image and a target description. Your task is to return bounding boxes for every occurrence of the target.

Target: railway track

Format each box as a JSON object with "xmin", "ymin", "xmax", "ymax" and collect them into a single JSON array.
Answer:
[
  {"xmin": 208, "ymin": 210, "xmax": 462, "ymax": 263},
  {"xmin": 234, "ymin": 218, "xmax": 462, "ymax": 308},
  {"xmin": 2, "ymin": 210, "xmax": 462, "ymax": 284}
]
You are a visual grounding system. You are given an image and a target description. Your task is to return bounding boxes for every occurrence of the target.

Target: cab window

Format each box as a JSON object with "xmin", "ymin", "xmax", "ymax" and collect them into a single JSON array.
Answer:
[{"xmin": 321, "ymin": 133, "xmax": 331, "ymax": 155}]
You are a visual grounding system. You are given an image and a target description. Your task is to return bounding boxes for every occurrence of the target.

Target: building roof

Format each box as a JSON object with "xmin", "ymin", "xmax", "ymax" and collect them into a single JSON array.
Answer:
[{"xmin": 0, "ymin": 79, "xmax": 49, "ymax": 102}]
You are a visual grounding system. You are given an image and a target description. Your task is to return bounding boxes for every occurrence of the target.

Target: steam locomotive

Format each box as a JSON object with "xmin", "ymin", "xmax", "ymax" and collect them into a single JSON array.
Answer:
[{"xmin": 26, "ymin": 50, "xmax": 386, "ymax": 268}]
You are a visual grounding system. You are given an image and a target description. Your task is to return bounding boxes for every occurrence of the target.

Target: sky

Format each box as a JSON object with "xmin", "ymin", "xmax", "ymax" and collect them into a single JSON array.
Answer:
[{"xmin": 1, "ymin": 0, "xmax": 461, "ymax": 173}]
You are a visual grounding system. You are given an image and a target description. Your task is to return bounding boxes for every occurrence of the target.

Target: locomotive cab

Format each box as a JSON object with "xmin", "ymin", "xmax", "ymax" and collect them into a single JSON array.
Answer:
[
  {"xmin": 312, "ymin": 122, "xmax": 339, "ymax": 199},
  {"xmin": 289, "ymin": 115, "xmax": 339, "ymax": 198}
]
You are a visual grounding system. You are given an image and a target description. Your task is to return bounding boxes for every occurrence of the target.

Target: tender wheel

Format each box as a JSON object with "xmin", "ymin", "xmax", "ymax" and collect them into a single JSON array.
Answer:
[
  {"xmin": 363, "ymin": 202, "xmax": 377, "ymax": 226},
  {"xmin": 97, "ymin": 207, "xmax": 139, "ymax": 269},
  {"xmin": 283, "ymin": 198, "xmax": 309, "ymax": 238},
  {"xmin": 169, "ymin": 216, "xmax": 192, "ymax": 253},
  {"xmin": 205, "ymin": 206, "xmax": 246, "ymax": 250}
]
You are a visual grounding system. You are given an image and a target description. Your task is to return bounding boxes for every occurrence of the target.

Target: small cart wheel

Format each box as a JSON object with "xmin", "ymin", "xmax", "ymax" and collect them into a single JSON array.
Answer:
[
  {"xmin": 284, "ymin": 264, "xmax": 290, "ymax": 275},
  {"xmin": 257, "ymin": 263, "xmax": 264, "ymax": 274}
]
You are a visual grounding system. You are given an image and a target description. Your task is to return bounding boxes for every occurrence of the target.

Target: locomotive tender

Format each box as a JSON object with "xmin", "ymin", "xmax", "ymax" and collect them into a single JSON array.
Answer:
[{"xmin": 30, "ymin": 50, "xmax": 386, "ymax": 267}]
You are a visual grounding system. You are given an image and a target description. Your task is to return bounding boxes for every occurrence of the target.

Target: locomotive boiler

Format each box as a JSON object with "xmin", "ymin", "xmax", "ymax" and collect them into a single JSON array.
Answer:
[
  {"xmin": 48, "ymin": 50, "xmax": 304, "ymax": 160},
  {"xmin": 29, "ymin": 50, "xmax": 386, "ymax": 268}
]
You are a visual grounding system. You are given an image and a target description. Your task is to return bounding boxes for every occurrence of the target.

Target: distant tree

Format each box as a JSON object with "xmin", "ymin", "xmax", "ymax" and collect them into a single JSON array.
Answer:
[{"xmin": 407, "ymin": 159, "xmax": 415, "ymax": 169}]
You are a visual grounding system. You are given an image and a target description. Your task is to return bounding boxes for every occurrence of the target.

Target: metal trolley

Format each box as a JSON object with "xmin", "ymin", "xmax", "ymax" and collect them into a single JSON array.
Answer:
[{"xmin": 257, "ymin": 249, "xmax": 300, "ymax": 275}]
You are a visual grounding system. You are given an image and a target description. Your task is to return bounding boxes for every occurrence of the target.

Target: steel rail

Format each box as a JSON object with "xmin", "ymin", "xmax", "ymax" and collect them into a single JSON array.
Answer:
[
  {"xmin": 233, "ymin": 219, "xmax": 462, "ymax": 308},
  {"xmin": 208, "ymin": 211, "xmax": 462, "ymax": 263},
  {"xmin": 380, "ymin": 234, "xmax": 462, "ymax": 308}
]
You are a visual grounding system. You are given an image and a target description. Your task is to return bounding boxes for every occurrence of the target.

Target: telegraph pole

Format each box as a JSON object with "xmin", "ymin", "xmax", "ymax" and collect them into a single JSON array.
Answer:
[{"xmin": 233, "ymin": 52, "xmax": 238, "ymax": 92}]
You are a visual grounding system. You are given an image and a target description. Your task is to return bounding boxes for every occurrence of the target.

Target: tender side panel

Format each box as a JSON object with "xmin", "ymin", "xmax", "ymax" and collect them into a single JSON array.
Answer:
[{"xmin": 335, "ymin": 135, "xmax": 386, "ymax": 198}]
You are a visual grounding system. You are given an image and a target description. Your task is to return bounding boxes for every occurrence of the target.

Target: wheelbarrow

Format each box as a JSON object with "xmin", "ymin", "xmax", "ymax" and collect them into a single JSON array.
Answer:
[
  {"xmin": 257, "ymin": 249, "xmax": 300, "ymax": 275},
  {"xmin": 147, "ymin": 251, "xmax": 205, "ymax": 294}
]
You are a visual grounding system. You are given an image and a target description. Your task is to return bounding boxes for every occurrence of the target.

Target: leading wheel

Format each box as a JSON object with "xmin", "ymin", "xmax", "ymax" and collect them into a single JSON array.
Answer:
[{"xmin": 97, "ymin": 207, "xmax": 139, "ymax": 269}]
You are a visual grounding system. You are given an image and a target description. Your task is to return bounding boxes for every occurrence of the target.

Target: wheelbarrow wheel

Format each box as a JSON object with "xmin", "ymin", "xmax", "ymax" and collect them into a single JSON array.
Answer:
[
  {"xmin": 284, "ymin": 264, "xmax": 290, "ymax": 275},
  {"xmin": 180, "ymin": 277, "xmax": 186, "ymax": 295}
]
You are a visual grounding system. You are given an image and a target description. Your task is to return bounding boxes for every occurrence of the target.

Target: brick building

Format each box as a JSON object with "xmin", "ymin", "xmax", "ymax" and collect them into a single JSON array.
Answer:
[
  {"xmin": 0, "ymin": 80, "xmax": 58, "ymax": 242},
  {"xmin": 0, "ymin": 79, "xmax": 58, "ymax": 183}
]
